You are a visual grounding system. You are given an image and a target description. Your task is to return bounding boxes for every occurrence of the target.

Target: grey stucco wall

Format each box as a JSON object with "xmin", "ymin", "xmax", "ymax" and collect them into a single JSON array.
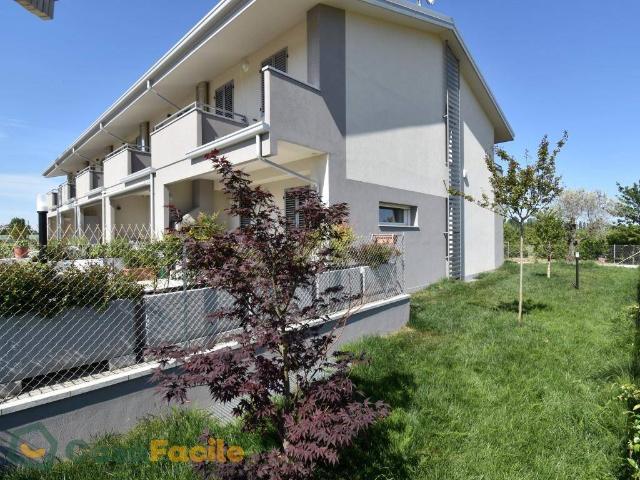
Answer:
[
  {"xmin": 0, "ymin": 296, "xmax": 409, "ymax": 465},
  {"xmin": 306, "ymin": 5, "xmax": 447, "ymax": 292}
]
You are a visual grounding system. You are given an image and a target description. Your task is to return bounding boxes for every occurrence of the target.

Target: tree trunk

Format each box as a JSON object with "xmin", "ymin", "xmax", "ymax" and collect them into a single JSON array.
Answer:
[
  {"xmin": 547, "ymin": 255, "xmax": 551, "ymax": 279},
  {"xmin": 518, "ymin": 228, "xmax": 524, "ymax": 325}
]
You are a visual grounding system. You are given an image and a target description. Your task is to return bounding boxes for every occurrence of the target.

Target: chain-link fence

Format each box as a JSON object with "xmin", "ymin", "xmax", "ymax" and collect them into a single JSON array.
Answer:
[
  {"xmin": 504, "ymin": 242, "xmax": 536, "ymax": 260},
  {"xmin": 608, "ymin": 245, "xmax": 640, "ymax": 265},
  {"xmin": 0, "ymin": 225, "xmax": 404, "ymax": 404}
]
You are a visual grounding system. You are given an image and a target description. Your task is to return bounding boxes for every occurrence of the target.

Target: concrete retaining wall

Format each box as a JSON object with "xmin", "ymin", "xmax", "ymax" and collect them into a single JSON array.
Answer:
[{"xmin": 0, "ymin": 294, "xmax": 409, "ymax": 465}]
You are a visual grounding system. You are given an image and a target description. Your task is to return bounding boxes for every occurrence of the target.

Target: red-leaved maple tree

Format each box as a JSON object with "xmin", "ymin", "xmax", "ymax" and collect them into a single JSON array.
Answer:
[{"xmin": 151, "ymin": 151, "xmax": 388, "ymax": 479}]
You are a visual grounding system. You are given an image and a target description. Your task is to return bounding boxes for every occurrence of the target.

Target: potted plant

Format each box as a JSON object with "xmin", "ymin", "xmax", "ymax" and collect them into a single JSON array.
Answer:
[
  {"xmin": 13, "ymin": 239, "xmax": 30, "ymax": 259},
  {"xmin": 9, "ymin": 225, "xmax": 30, "ymax": 259}
]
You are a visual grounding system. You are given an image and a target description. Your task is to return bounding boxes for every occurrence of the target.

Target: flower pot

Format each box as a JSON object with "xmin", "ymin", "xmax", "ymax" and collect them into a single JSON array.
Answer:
[
  {"xmin": 13, "ymin": 246, "xmax": 29, "ymax": 259},
  {"xmin": 123, "ymin": 267, "xmax": 156, "ymax": 282}
]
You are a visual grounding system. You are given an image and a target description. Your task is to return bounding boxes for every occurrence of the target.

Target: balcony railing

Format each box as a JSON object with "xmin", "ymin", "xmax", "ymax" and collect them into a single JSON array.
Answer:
[
  {"xmin": 151, "ymin": 102, "xmax": 249, "ymax": 169},
  {"xmin": 47, "ymin": 190, "xmax": 59, "ymax": 210},
  {"xmin": 76, "ymin": 166, "xmax": 104, "ymax": 198},
  {"xmin": 103, "ymin": 144, "xmax": 152, "ymax": 187},
  {"xmin": 153, "ymin": 102, "xmax": 248, "ymax": 133},
  {"xmin": 59, "ymin": 182, "xmax": 76, "ymax": 205}
]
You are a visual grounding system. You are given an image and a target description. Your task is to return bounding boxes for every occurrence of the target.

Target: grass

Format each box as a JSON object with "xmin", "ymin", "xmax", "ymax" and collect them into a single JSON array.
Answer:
[
  {"xmin": 2, "ymin": 409, "xmax": 264, "ymax": 480},
  {"xmin": 3, "ymin": 262, "xmax": 638, "ymax": 479},
  {"xmin": 325, "ymin": 261, "xmax": 639, "ymax": 480}
]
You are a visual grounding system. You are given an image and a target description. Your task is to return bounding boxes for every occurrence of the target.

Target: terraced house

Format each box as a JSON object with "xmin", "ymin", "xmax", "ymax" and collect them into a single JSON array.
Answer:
[{"xmin": 42, "ymin": 0, "xmax": 513, "ymax": 290}]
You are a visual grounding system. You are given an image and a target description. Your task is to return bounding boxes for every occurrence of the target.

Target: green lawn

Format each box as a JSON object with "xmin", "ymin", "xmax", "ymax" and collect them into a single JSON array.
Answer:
[
  {"xmin": 328, "ymin": 262, "xmax": 639, "ymax": 480},
  {"xmin": 4, "ymin": 262, "xmax": 638, "ymax": 480}
]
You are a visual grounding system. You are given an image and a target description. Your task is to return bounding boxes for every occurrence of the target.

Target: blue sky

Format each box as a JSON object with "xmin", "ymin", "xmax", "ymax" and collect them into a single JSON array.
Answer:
[{"xmin": 0, "ymin": 0, "xmax": 638, "ymax": 226}]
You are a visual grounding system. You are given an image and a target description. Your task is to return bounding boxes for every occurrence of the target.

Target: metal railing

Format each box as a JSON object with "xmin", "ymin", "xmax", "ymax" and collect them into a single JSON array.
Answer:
[
  {"xmin": 0, "ymin": 225, "xmax": 405, "ymax": 404},
  {"xmin": 152, "ymin": 101, "xmax": 248, "ymax": 133},
  {"xmin": 103, "ymin": 143, "xmax": 150, "ymax": 162}
]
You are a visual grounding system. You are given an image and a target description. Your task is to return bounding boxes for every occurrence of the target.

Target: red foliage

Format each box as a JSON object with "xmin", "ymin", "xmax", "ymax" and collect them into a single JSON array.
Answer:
[{"xmin": 150, "ymin": 151, "xmax": 388, "ymax": 479}]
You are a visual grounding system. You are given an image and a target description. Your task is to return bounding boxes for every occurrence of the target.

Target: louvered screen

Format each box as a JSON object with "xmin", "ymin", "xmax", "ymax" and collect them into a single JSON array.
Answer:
[
  {"xmin": 214, "ymin": 81, "xmax": 234, "ymax": 118},
  {"xmin": 446, "ymin": 45, "xmax": 464, "ymax": 280},
  {"xmin": 284, "ymin": 187, "xmax": 308, "ymax": 229},
  {"xmin": 239, "ymin": 196, "xmax": 251, "ymax": 229},
  {"xmin": 261, "ymin": 48, "xmax": 288, "ymax": 113}
]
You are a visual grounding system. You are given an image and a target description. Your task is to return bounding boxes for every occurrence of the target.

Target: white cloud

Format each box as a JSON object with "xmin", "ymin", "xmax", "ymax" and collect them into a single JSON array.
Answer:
[
  {"xmin": 0, "ymin": 173, "xmax": 58, "ymax": 226},
  {"xmin": 0, "ymin": 118, "xmax": 28, "ymax": 144}
]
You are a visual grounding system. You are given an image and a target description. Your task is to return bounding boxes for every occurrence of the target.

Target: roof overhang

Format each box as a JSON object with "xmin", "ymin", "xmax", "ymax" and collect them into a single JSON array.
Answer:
[
  {"xmin": 44, "ymin": 0, "xmax": 514, "ymax": 178},
  {"xmin": 15, "ymin": 0, "xmax": 55, "ymax": 20}
]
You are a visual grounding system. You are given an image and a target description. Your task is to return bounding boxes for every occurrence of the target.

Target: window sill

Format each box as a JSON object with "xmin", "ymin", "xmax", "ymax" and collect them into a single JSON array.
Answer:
[{"xmin": 379, "ymin": 225, "xmax": 420, "ymax": 232}]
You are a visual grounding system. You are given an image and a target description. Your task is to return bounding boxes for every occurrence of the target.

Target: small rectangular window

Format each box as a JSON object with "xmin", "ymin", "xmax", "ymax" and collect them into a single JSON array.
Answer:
[
  {"xmin": 214, "ymin": 81, "xmax": 234, "ymax": 118},
  {"xmin": 379, "ymin": 203, "xmax": 415, "ymax": 227}
]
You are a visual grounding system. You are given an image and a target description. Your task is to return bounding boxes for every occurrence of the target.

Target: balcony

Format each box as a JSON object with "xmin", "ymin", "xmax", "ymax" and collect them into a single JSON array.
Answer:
[
  {"xmin": 262, "ymin": 66, "xmax": 339, "ymax": 156},
  {"xmin": 76, "ymin": 166, "xmax": 104, "ymax": 199},
  {"xmin": 60, "ymin": 182, "xmax": 76, "ymax": 205},
  {"xmin": 103, "ymin": 144, "xmax": 152, "ymax": 188},
  {"xmin": 47, "ymin": 190, "xmax": 59, "ymax": 211},
  {"xmin": 151, "ymin": 102, "xmax": 249, "ymax": 169}
]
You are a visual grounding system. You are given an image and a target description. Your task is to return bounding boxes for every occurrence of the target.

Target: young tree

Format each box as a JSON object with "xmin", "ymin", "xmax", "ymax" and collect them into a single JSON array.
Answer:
[
  {"xmin": 615, "ymin": 180, "xmax": 640, "ymax": 226},
  {"xmin": 151, "ymin": 151, "xmax": 388, "ymax": 480},
  {"xmin": 531, "ymin": 210, "xmax": 566, "ymax": 278},
  {"xmin": 483, "ymin": 132, "xmax": 567, "ymax": 324}
]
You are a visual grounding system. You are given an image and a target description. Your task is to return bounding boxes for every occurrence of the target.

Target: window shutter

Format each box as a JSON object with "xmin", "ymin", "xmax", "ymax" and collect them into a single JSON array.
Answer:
[
  {"xmin": 224, "ymin": 82, "xmax": 233, "ymax": 117},
  {"xmin": 261, "ymin": 48, "xmax": 288, "ymax": 113},
  {"xmin": 274, "ymin": 49, "xmax": 288, "ymax": 73},
  {"xmin": 214, "ymin": 81, "xmax": 234, "ymax": 118},
  {"xmin": 239, "ymin": 195, "xmax": 251, "ymax": 228},
  {"xmin": 284, "ymin": 186, "xmax": 309, "ymax": 229}
]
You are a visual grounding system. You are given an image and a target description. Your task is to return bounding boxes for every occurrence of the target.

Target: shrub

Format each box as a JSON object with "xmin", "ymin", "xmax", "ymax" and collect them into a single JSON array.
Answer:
[
  {"xmin": 349, "ymin": 242, "xmax": 399, "ymax": 268},
  {"xmin": 0, "ymin": 242, "xmax": 13, "ymax": 259},
  {"xmin": 184, "ymin": 212, "xmax": 225, "ymax": 241},
  {"xmin": 608, "ymin": 225, "xmax": 640, "ymax": 246},
  {"xmin": 151, "ymin": 152, "xmax": 388, "ymax": 480},
  {"xmin": 577, "ymin": 231, "xmax": 608, "ymax": 260},
  {"xmin": 0, "ymin": 263, "xmax": 142, "ymax": 318}
]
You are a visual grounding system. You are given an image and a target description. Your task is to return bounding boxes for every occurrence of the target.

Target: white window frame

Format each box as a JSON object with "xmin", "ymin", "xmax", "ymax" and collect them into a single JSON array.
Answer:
[{"xmin": 378, "ymin": 203, "xmax": 414, "ymax": 227}]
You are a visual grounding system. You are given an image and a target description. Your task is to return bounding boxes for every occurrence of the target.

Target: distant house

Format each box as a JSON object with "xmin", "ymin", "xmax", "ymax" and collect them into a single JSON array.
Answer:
[
  {"xmin": 14, "ymin": 0, "xmax": 55, "ymax": 20},
  {"xmin": 41, "ymin": 0, "xmax": 514, "ymax": 291}
]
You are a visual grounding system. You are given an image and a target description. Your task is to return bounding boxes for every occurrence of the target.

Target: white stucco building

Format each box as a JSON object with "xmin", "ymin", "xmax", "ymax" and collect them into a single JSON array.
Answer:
[{"xmin": 42, "ymin": 0, "xmax": 514, "ymax": 291}]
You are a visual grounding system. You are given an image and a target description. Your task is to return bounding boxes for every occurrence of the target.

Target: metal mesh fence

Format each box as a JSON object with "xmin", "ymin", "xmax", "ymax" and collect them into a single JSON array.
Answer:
[
  {"xmin": 0, "ymin": 225, "xmax": 404, "ymax": 403},
  {"xmin": 608, "ymin": 245, "xmax": 640, "ymax": 265}
]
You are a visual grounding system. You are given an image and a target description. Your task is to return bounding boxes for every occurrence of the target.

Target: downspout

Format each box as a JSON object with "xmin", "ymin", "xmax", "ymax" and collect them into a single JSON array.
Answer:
[
  {"xmin": 150, "ymin": 171, "xmax": 156, "ymax": 237},
  {"xmin": 254, "ymin": 135, "xmax": 318, "ymax": 188}
]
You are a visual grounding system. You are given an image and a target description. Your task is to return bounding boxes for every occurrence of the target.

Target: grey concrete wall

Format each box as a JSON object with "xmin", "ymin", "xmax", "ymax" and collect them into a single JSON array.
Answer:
[{"xmin": 0, "ymin": 296, "xmax": 409, "ymax": 465}]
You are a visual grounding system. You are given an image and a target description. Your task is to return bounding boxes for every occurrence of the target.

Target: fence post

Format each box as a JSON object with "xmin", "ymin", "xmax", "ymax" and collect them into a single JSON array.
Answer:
[
  {"xmin": 182, "ymin": 243, "xmax": 189, "ymax": 349},
  {"xmin": 614, "ymin": 244, "xmax": 617, "ymax": 263},
  {"xmin": 133, "ymin": 297, "xmax": 147, "ymax": 363}
]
